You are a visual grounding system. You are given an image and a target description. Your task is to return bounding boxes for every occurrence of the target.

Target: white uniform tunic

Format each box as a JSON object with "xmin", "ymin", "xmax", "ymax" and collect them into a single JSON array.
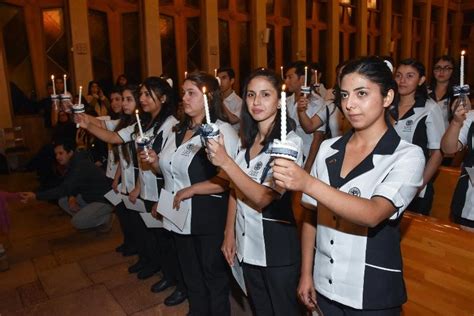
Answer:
[
  {"xmin": 113, "ymin": 123, "xmax": 138, "ymax": 194},
  {"xmin": 223, "ymin": 91, "xmax": 243, "ymax": 132},
  {"xmin": 234, "ymin": 131, "xmax": 303, "ymax": 267},
  {"xmin": 393, "ymin": 97, "xmax": 445, "ymax": 197},
  {"xmin": 451, "ymin": 111, "xmax": 474, "ymax": 223},
  {"xmin": 159, "ymin": 120, "xmax": 239, "ymax": 235},
  {"xmin": 428, "ymin": 88, "xmax": 453, "ymax": 128},
  {"xmin": 302, "ymin": 127, "xmax": 425, "ymax": 310},
  {"xmin": 286, "ymin": 93, "xmax": 327, "ymax": 159},
  {"xmin": 104, "ymin": 119, "xmax": 120, "ymax": 179}
]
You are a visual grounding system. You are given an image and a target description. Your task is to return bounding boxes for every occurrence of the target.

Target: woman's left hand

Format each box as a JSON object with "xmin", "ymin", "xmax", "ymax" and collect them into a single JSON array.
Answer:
[
  {"xmin": 272, "ymin": 158, "xmax": 312, "ymax": 192},
  {"xmin": 206, "ymin": 135, "xmax": 230, "ymax": 167},
  {"xmin": 173, "ymin": 186, "xmax": 195, "ymax": 209}
]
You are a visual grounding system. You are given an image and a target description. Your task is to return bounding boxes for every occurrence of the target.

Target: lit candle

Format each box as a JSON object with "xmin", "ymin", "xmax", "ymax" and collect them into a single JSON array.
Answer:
[
  {"xmin": 281, "ymin": 84, "xmax": 287, "ymax": 142},
  {"xmin": 184, "ymin": 71, "xmax": 188, "ymax": 79},
  {"xmin": 51, "ymin": 75, "xmax": 56, "ymax": 95},
  {"xmin": 314, "ymin": 70, "xmax": 318, "ymax": 85},
  {"xmin": 135, "ymin": 109, "xmax": 145, "ymax": 139},
  {"xmin": 460, "ymin": 50, "xmax": 466, "ymax": 87},
  {"xmin": 63, "ymin": 74, "xmax": 67, "ymax": 94},
  {"xmin": 214, "ymin": 69, "xmax": 217, "ymax": 77},
  {"xmin": 304, "ymin": 66, "xmax": 308, "ymax": 87},
  {"xmin": 280, "ymin": 66, "xmax": 284, "ymax": 80},
  {"xmin": 202, "ymin": 86, "xmax": 211, "ymax": 125},
  {"xmin": 78, "ymin": 86, "xmax": 82, "ymax": 106}
]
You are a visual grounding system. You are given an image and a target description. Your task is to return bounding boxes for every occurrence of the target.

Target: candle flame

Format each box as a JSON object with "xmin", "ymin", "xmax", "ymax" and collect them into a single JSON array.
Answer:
[
  {"xmin": 461, "ymin": 50, "xmax": 466, "ymax": 55},
  {"xmin": 282, "ymin": 84, "xmax": 286, "ymax": 91},
  {"xmin": 51, "ymin": 75, "xmax": 54, "ymax": 80},
  {"xmin": 202, "ymin": 86, "xmax": 207, "ymax": 94},
  {"xmin": 135, "ymin": 109, "xmax": 139, "ymax": 114}
]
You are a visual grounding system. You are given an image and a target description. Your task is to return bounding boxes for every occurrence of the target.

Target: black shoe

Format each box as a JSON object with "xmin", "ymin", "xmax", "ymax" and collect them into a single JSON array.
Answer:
[
  {"xmin": 151, "ymin": 279, "xmax": 175, "ymax": 293},
  {"xmin": 137, "ymin": 265, "xmax": 160, "ymax": 280},
  {"xmin": 115, "ymin": 244, "xmax": 125, "ymax": 253},
  {"xmin": 128, "ymin": 260, "xmax": 146, "ymax": 274},
  {"xmin": 164, "ymin": 289, "xmax": 187, "ymax": 306}
]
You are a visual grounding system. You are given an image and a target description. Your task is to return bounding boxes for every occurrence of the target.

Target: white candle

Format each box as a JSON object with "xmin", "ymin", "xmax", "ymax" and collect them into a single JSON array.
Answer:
[
  {"xmin": 314, "ymin": 70, "xmax": 318, "ymax": 85},
  {"xmin": 460, "ymin": 50, "xmax": 466, "ymax": 87},
  {"xmin": 214, "ymin": 69, "xmax": 217, "ymax": 77},
  {"xmin": 202, "ymin": 86, "xmax": 211, "ymax": 125},
  {"xmin": 78, "ymin": 86, "xmax": 82, "ymax": 105},
  {"xmin": 304, "ymin": 66, "xmax": 308, "ymax": 87},
  {"xmin": 135, "ymin": 109, "xmax": 145, "ymax": 139},
  {"xmin": 184, "ymin": 71, "xmax": 188, "ymax": 79},
  {"xmin": 281, "ymin": 84, "xmax": 287, "ymax": 142},
  {"xmin": 51, "ymin": 75, "xmax": 56, "ymax": 95},
  {"xmin": 63, "ymin": 74, "xmax": 67, "ymax": 94},
  {"xmin": 280, "ymin": 66, "xmax": 284, "ymax": 80}
]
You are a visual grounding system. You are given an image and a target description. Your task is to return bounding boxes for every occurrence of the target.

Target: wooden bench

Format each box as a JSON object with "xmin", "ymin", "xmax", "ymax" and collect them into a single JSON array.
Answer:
[
  {"xmin": 431, "ymin": 166, "xmax": 461, "ymax": 221},
  {"xmin": 401, "ymin": 212, "xmax": 474, "ymax": 315}
]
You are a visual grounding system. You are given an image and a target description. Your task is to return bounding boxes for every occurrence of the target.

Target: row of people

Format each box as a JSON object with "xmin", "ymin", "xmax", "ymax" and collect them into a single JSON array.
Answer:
[{"xmin": 22, "ymin": 55, "xmax": 472, "ymax": 315}]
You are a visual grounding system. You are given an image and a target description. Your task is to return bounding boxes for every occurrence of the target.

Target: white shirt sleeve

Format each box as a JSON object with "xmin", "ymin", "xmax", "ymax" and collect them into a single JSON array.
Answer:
[
  {"xmin": 117, "ymin": 123, "xmax": 137, "ymax": 143},
  {"xmin": 426, "ymin": 100, "xmax": 446, "ymax": 149},
  {"xmin": 372, "ymin": 144, "xmax": 425, "ymax": 219}
]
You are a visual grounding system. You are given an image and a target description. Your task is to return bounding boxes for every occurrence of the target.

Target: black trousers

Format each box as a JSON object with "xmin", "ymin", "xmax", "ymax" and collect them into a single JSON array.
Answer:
[
  {"xmin": 317, "ymin": 292, "xmax": 401, "ymax": 316},
  {"xmin": 173, "ymin": 233, "xmax": 230, "ymax": 316},
  {"xmin": 115, "ymin": 201, "xmax": 139, "ymax": 251},
  {"xmin": 242, "ymin": 262, "xmax": 301, "ymax": 316},
  {"xmin": 154, "ymin": 228, "xmax": 186, "ymax": 291}
]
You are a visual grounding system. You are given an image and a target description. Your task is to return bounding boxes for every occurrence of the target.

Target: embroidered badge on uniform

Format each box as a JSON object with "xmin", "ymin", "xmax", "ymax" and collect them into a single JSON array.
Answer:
[
  {"xmin": 348, "ymin": 187, "xmax": 361, "ymax": 197},
  {"xmin": 403, "ymin": 119, "xmax": 413, "ymax": 132}
]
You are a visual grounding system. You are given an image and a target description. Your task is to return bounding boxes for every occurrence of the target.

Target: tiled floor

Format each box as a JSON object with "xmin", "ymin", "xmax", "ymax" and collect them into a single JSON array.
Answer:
[{"xmin": 0, "ymin": 172, "xmax": 252, "ymax": 315}]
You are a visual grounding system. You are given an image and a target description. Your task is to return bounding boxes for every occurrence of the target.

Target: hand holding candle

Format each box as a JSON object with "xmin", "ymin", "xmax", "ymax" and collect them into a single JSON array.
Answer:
[{"xmin": 72, "ymin": 86, "xmax": 85, "ymax": 128}]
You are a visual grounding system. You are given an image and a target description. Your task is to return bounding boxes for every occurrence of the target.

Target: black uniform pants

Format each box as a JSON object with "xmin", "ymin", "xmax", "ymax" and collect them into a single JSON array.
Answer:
[
  {"xmin": 173, "ymin": 233, "xmax": 230, "ymax": 316},
  {"xmin": 242, "ymin": 262, "xmax": 301, "ymax": 316},
  {"xmin": 317, "ymin": 292, "xmax": 401, "ymax": 315},
  {"xmin": 115, "ymin": 201, "xmax": 139, "ymax": 251},
  {"xmin": 154, "ymin": 228, "xmax": 186, "ymax": 291}
]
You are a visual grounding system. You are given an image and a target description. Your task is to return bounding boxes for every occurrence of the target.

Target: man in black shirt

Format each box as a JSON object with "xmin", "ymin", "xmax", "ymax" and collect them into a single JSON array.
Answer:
[{"xmin": 21, "ymin": 141, "xmax": 114, "ymax": 231}]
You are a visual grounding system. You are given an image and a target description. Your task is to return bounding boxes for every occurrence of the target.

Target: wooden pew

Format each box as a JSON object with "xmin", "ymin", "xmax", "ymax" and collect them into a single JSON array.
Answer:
[
  {"xmin": 401, "ymin": 212, "xmax": 474, "ymax": 315},
  {"xmin": 431, "ymin": 166, "xmax": 461, "ymax": 221}
]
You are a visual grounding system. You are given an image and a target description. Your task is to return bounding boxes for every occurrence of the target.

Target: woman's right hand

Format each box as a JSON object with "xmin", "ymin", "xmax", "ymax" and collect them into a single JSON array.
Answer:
[
  {"xmin": 129, "ymin": 187, "xmax": 140, "ymax": 204},
  {"xmin": 151, "ymin": 202, "xmax": 159, "ymax": 219},
  {"xmin": 297, "ymin": 273, "xmax": 317, "ymax": 311},
  {"xmin": 139, "ymin": 148, "xmax": 158, "ymax": 165},
  {"xmin": 112, "ymin": 178, "xmax": 119, "ymax": 193},
  {"xmin": 221, "ymin": 231, "xmax": 236, "ymax": 266}
]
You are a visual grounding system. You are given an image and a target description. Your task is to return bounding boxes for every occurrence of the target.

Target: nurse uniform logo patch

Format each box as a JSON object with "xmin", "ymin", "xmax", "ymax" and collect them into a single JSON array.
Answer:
[
  {"xmin": 254, "ymin": 161, "xmax": 263, "ymax": 171},
  {"xmin": 402, "ymin": 119, "xmax": 414, "ymax": 133},
  {"xmin": 348, "ymin": 187, "xmax": 361, "ymax": 197},
  {"xmin": 181, "ymin": 143, "xmax": 195, "ymax": 157},
  {"xmin": 249, "ymin": 161, "xmax": 264, "ymax": 179}
]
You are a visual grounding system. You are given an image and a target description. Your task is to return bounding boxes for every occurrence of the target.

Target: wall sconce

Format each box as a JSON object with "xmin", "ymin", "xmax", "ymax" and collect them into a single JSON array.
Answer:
[{"xmin": 261, "ymin": 28, "xmax": 271, "ymax": 44}]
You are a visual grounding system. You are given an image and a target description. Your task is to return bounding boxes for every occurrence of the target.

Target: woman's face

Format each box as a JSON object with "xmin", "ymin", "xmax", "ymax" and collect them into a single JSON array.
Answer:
[
  {"xmin": 340, "ymin": 72, "xmax": 392, "ymax": 131},
  {"xmin": 181, "ymin": 80, "xmax": 205, "ymax": 119},
  {"xmin": 433, "ymin": 59, "xmax": 454, "ymax": 84},
  {"xmin": 245, "ymin": 76, "xmax": 279, "ymax": 125},
  {"xmin": 90, "ymin": 83, "xmax": 100, "ymax": 95},
  {"xmin": 110, "ymin": 92, "xmax": 123, "ymax": 114},
  {"xmin": 58, "ymin": 111, "xmax": 69, "ymax": 123},
  {"xmin": 139, "ymin": 85, "xmax": 161, "ymax": 116},
  {"xmin": 395, "ymin": 65, "xmax": 425, "ymax": 97},
  {"xmin": 122, "ymin": 89, "xmax": 136, "ymax": 115}
]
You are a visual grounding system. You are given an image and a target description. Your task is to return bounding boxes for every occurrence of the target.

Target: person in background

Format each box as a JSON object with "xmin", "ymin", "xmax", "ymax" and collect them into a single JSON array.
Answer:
[
  {"xmin": 20, "ymin": 140, "xmax": 114, "ymax": 232},
  {"xmin": 116, "ymin": 74, "xmax": 128, "ymax": 89},
  {"xmin": 217, "ymin": 67, "xmax": 242, "ymax": 131},
  {"xmin": 392, "ymin": 58, "xmax": 445, "ymax": 215},
  {"xmin": 441, "ymin": 99, "xmax": 474, "ymax": 230},
  {"xmin": 85, "ymin": 80, "xmax": 110, "ymax": 117}
]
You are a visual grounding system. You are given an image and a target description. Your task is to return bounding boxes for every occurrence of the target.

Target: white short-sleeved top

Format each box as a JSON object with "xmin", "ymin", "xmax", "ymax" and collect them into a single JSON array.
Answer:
[
  {"xmin": 118, "ymin": 116, "xmax": 178, "ymax": 202},
  {"xmin": 286, "ymin": 93, "xmax": 327, "ymax": 159},
  {"xmin": 234, "ymin": 131, "xmax": 303, "ymax": 267},
  {"xmin": 159, "ymin": 120, "xmax": 239, "ymax": 235},
  {"xmin": 104, "ymin": 119, "xmax": 120, "ymax": 179},
  {"xmin": 224, "ymin": 91, "xmax": 243, "ymax": 131},
  {"xmin": 393, "ymin": 98, "xmax": 445, "ymax": 152},
  {"xmin": 302, "ymin": 127, "xmax": 425, "ymax": 310}
]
